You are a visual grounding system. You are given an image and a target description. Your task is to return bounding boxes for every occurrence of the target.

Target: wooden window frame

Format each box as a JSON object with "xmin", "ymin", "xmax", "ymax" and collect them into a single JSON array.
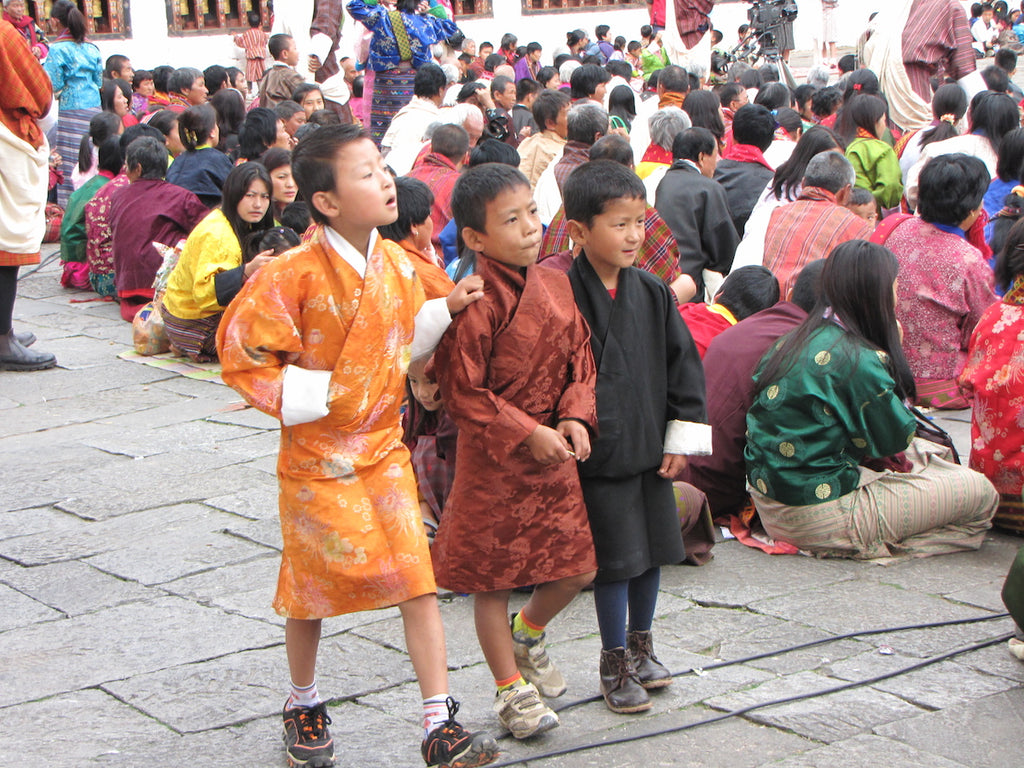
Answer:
[
  {"xmin": 165, "ymin": 0, "xmax": 271, "ymax": 36},
  {"xmin": 521, "ymin": 0, "xmax": 645, "ymax": 14},
  {"xmin": 27, "ymin": 0, "xmax": 130, "ymax": 39},
  {"xmin": 451, "ymin": 0, "xmax": 492, "ymax": 20}
]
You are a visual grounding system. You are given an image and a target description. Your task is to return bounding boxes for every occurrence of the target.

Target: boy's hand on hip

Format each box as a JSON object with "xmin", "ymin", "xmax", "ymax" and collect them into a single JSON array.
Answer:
[
  {"xmin": 658, "ymin": 453, "xmax": 687, "ymax": 479},
  {"xmin": 525, "ymin": 424, "xmax": 574, "ymax": 465},
  {"xmin": 557, "ymin": 419, "xmax": 591, "ymax": 462},
  {"xmin": 446, "ymin": 275, "xmax": 485, "ymax": 315}
]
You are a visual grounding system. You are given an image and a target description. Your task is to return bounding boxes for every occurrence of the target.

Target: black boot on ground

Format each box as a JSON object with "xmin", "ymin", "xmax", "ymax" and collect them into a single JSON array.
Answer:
[
  {"xmin": 599, "ymin": 647, "xmax": 651, "ymax": 714},
  {"xmin": 627, "ymin": 630, "xmax": 673, "ymax": 690},
  {"xmin": 0, "ymin": 330, "xmax": 56, "ymax": 371}
]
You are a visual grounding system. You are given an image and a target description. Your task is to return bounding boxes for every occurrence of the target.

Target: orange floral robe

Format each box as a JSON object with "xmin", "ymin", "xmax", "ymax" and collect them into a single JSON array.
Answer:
[{"xmin": 217, "ymin": 229, "xmax": 435, "ymax": 619}]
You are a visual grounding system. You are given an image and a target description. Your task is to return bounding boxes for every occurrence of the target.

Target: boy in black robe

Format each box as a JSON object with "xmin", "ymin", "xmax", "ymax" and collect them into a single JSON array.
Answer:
[{"xmin": 564, "ymin": 160, "xmax": 711, "ymax": 714}]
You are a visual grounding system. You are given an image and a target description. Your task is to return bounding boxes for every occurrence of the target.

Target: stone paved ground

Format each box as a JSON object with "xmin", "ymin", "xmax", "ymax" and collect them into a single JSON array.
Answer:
[{"xmin": 2, "ymin": 248, "xmax": 1023, "ymax": 767}]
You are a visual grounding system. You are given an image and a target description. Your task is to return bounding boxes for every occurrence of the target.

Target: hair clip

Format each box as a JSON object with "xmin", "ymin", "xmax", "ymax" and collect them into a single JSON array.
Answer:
[
  {"xmin": 852, "ymin": 83, "xmax": 862, "ymax": 91},
  {"xmin": 940, "ymin": 113, "xmax": 956, "ymax": 124}
]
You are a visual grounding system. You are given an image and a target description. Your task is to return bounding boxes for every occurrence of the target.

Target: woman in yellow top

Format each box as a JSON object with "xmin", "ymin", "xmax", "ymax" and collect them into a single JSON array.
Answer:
[{"xmin": 161, "ymin": 162, "xmax": 275, "ymax": 361}]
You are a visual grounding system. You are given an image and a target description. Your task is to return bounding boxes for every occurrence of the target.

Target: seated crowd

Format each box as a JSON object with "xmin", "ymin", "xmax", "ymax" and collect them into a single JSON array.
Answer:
[{"xmin": 8, "ymin": 2, "xmax": 1024, "ymax": 762}]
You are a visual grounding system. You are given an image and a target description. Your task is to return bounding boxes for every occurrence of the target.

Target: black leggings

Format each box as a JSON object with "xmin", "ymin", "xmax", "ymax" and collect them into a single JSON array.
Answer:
[{"xmin": 0, "ymin": 266, "xmax": 18, "ymax": 335}]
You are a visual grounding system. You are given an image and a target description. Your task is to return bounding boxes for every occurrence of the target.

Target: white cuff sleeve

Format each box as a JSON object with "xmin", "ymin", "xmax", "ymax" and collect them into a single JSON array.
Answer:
[
  {"xmin": 664, "ymin": 420, "xmax": 712, "ymax": 456},
  {"xmin": 309, "ymin": 32, "xmax": 334, "ymax": 63},
  {"xmin": 411, "ymin": 297, "xmax": 452, "ymax": 361},
  {"xmin": 281, "ymin": 365, "xmax": 331, "ymax": 426}
]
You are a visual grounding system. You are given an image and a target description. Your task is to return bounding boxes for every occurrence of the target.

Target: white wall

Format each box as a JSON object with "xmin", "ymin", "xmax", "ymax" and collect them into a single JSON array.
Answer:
[{"xmin": 89, "ymin": 1, "xmax": 927, "ymax": 72}]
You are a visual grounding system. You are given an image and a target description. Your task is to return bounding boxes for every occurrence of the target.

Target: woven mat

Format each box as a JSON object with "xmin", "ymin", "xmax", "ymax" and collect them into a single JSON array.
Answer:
[{"xmin": 117, "ymin": 349, "xmax": 224, "ymax": 384}]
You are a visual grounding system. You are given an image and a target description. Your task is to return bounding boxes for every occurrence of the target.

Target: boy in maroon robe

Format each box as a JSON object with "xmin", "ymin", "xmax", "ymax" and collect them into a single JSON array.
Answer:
[{"xmin": 432, "ymin": 164, "xmax": 598, "ymax": 740}]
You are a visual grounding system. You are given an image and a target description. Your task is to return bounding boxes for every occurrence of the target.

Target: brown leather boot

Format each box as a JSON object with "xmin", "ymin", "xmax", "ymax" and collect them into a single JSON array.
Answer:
[
  {"xmin": 599, "ymin": 647, "xmax": 651, "ymax": 714},
  {"xmin": 627, "ymin": 630, "xmax": 672, "ymax": 689}
]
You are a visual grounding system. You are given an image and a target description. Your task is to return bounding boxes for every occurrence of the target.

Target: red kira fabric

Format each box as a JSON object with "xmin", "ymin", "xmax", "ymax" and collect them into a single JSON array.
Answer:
[
  {"xmin": 406, "ymin": 152, "xmax": 460, "ymax": 250},
  {"xmin": 678, "ymin": 302, "xmax": 733, "ymax": 359}
]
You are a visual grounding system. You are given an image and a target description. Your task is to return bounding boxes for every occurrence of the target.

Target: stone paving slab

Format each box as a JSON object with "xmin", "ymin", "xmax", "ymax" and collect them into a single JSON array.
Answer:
[
  {"xmin": 767, "ymin": 733, "xmax": 970, "ymax": 768},
  {"xmin": 0, "ymin": 559, "xmax": 156, "ymax": 617},
  {"xmin": 0, "ymin": 689, "xmax": 185, "ymax": 766},
  {"xmin": 0, "ymin": 581, "xmax": 63, "ymax": 632},
  {"xmin": 492, "ymin": 706, "xmax": 817, "ymax": 768},
  {"xmin": 826, "ymin": 652, "xmax": 1018, "ymax": 710},
  {"xmin": 0, "ymin": 359, "xmax": 174, "ymax": 406},
  {"xmin": 875, "ymin": 688, "xmax": 1024, "ymax": 768},
  {"xmin": 659, "ymin": 541, "xmax": 860, "ymax": 608},
  {"xmin": 81, "ymin": 418, "xmax": 261, "ymax": 459},
  {"xmin": 748, "ymin": 579, "xmax": 990, "ymax": 635},
  {"xmin": 206, "ymin": 484, "xmax": 279, "ymax": 520},
  {"xmin": 0, "ymin": 596, "xmax": 280, "ymax": 708},
  {"xmin": 705, "ymin": 669, "xmax": 925, "ymax": 743},
  {"xmin": 103, "ymin": 635, "xmax": 415, "ymax": 733}
]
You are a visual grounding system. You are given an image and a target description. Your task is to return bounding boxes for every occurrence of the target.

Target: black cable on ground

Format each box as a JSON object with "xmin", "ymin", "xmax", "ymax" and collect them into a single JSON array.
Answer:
[
  {"xmin": 548, "ymin": 610, "xmax": 1012, "ymax": 714},
  {"xmin": 18, "ymin": 251, "xmax": 61, "ymax": 279},
  {"xmin": 486, "ymin": 629, "xmax": 1014, "ymax": 767}
]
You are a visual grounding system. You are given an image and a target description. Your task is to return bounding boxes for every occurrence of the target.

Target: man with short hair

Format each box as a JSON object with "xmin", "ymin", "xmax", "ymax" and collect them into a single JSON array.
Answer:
[
  {"xmin": 381, "ymin": 63, "xmax": 447, "ymax": 175},
  {"xmin": 489, "ymin": 74, "xmax": 520, "ymax": 146},
  {"xmin": 511, "ymin": 78, "xmax": 541, "ymax": 138},
  {"xmin": 655, "ymin": 127, "xmax": 738, "ymax": 303},
  {"xmin": 407, "ymin": 123, "xmax": 470, "ymax": 251},
  {"xmin": 535, "ymin": 102, "xmax": 608, "ymax": 224},
  {"xmin": 105, "ymin": 54, "xmax": 133, "ymax": 82},
  {"xmin": 756, "ymin": 152, "xmax": 873, "ymax": 296},
  {"xmin": 167, "ymin": 67, "xmax": 207, "ymax": 111},
  {"xmin": 713, "ymin": 104, "xmax": 776, "ymax": 236},
  {"xmin": 258, "ymin": 33, "xmax": 305, "ymax": 108},
  {"xmin": 517, "ymin": 89, "xmax": 569, "ymax": 188}
]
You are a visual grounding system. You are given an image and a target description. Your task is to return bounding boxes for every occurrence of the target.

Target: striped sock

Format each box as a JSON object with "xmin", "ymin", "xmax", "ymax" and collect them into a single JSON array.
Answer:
[
  {"xmin": 423, "ymin": 694, "xmax": 450, "ymax": 736},
  {"xmin": 495, "ymin": 672, "xmax": 526, "ymax": 692},
  {"xmin": 288, "ymin": 679, "xmax": 320, "ymax": 709}
]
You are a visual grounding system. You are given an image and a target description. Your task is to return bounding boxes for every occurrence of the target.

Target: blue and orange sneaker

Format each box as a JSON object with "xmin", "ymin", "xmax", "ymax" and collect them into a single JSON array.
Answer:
[{"xmin": 282, "ymin": 701, "xmax": 335, "ymax": 767}]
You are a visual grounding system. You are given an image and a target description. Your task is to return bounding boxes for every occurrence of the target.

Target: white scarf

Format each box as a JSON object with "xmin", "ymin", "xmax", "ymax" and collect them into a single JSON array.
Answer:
[{"xmin": 863, "ymin": 0, "xmax": 933, "ymax": 131}]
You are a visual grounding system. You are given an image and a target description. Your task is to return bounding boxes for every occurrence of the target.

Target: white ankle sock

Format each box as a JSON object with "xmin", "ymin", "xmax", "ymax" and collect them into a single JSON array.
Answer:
[
  {"xmin": 288, "ymin": 679, "xmax": 320, "ymax": 709},
  {"xmin": 423, "ymin": 694, "xmax": 450, "ymax": 736}
]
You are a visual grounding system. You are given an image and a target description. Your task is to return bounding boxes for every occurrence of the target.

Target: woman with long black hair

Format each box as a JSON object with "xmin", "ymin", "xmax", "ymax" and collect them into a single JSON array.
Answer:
[{"xmin": 745, "ymin": 240, "xmax": 997, "ymax": 558}]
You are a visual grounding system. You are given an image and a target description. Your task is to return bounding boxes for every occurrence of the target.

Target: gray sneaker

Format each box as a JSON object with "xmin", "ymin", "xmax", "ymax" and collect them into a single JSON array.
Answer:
[
  {"xmin": 511, "ymin": 616, "xmax": 567, "ymax": 698},
  {"xmin": 493, "ymin": 682, "xmax": 559, "ymax": 739}
]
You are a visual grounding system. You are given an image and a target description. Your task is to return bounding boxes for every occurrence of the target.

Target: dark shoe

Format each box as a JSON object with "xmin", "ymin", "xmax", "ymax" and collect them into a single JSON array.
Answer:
[
  {"xmin": 628, "ymin": 630, "xmax": 673, "ymax": 690},
  {"xmin": 0, "ymin": 331, "xmax": 55, "ymax": 371},
  {"xmin": 599, "ymin": 647, "xmax": 651, "ymax": 714},
  {"xmin": 422, "ymin": 697, "xmax": 499, "ymax": 768},
  {"xmin": 282, "ymin": 701, "xmax": 335, "ymax": 767},
  {"xmin": 14, "ymin": 331, "xmax": 36, "ymax": 347}
]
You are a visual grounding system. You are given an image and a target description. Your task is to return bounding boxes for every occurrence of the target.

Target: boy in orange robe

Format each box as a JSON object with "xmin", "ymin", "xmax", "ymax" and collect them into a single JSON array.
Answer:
[{"xmin": 216, "ymin": 124, "xmax": 496, "ymax": 768}]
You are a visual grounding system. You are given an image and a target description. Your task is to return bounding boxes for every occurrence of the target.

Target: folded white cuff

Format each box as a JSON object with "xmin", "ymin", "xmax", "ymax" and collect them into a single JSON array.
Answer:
[
  {"xmin": 410, "ymin": 297, "xmax": 452, "ymax": 361},
  {"xmin": 281, "ymin": 365, "xmax": 331, "ymax": 426},
  {"xmin": 664, "ymin": 420, "xmax": 712, "ymax": 456},
  {"xmin": 308, "ymin": 33, "xmax": 334, "ymax": 64}
]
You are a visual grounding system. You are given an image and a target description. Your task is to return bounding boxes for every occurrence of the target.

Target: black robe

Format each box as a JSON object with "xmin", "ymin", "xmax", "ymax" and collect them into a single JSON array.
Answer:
[
  {"xmin": 654, "ymin": 161, "xmax": 739, "ymax": 301},
  {"xmin": 568, "ymin": 257, "xmax": 708, "ymax": 582}
]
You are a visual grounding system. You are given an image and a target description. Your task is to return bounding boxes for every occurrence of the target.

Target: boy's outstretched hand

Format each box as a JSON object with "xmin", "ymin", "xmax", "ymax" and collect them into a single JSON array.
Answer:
[
  {"xmin": 658, "ymin": 453, "xmax": 687, "ymax": 479},
  {"xmin": 525, "ymin": 424, "xmax": 574, "ymax": 465},
  {"xmin": 557, "ymin": 419, "xmax": 591, "ymax": 462},
  {"xmin": 446, "ymin": 275, "xmax": 485, "ymax": 315}
]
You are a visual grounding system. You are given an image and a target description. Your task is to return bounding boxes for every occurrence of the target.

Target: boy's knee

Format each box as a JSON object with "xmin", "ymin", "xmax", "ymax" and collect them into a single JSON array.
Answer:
[{"xmin": 564, "ymin": 570, "xmax": 596, "ymax": 591}]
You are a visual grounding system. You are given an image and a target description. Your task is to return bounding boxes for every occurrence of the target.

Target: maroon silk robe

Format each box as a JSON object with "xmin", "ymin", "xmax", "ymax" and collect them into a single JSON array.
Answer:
[{"xmin": 431, "ymin": 255, "xmax": 598, "ymax": 593}]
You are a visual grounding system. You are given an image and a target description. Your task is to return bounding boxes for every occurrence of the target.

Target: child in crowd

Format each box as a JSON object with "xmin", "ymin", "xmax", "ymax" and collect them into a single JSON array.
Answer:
[
  {"xmin": 845, "ymin": 186, "xmax": 879, "ymax": 225},
  {"xmin": 166, "ymin": 104, "xmax": 234, "ymax": 208},
  {"xmin": 403, "ymin": 356, "xmax": 457, "ymax": 541},
  {"xmin": 379, "ymin": 176, "xmax": 455, "ymax": 299},
  {"xmin": 432, "ymin": 163, "xmax": 598, "ymax": 739},
  {"xmin": 844, "ymin": 94, "xmax": 904, "ymax": 212},
  {"xmin": 292, "ymin": 83, "xmax": 326, "ymax": 119},
  {"xmin": 242, "ymin": 225, "xmax": 301, "ymax": 264},
  {"xmin": 678, "ymin": 265, "xmax": 780, "ymax": 359},
  {"xmin": 562, "ymin": 160, "xmax": 710, "ymax": 713},
  {"xmin": 216, "ymin": 125, "xmax": 497, "ymax": 768},
  {"xmin": 233, "ymin": 11, "xmax": 269, "ymax": 93},
  {"xmin": 258, "ymin": 33, "xmax": 304, "ymax": 109},
  {"xmin": 279, "ymin": 200, "xmax": 313, "ymax": 240},
  {"xmin": 960, "ymin": 217, "xmax": 1024, "ymax": 533}
]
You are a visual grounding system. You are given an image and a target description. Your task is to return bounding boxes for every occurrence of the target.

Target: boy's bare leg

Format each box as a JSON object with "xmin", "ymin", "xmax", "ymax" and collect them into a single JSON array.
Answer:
[
  {"xmin": 399, "ymin": 593, "xmax": 449, "ymax": 697},
  {"xmin": 474, "ymin": 590, "xmax": 518, "ymax": 680},
  {"xmin": 285, "ymin": 617, "xmax": 322, "ymax": 688},
  {"xmin": 522, "ymin": 570, "xmax": 596, "ymax": 626}
]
